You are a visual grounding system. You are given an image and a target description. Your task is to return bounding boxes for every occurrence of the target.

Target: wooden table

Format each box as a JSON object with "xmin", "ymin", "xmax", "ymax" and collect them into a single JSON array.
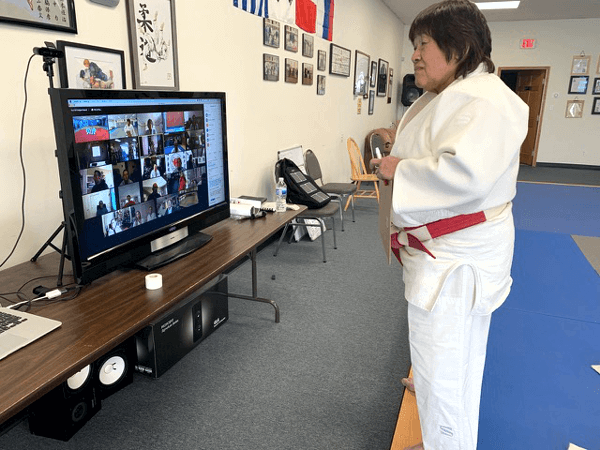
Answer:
[{"xmin": 0, "ymin": 208, "xmax": 304, "ymax": 427}]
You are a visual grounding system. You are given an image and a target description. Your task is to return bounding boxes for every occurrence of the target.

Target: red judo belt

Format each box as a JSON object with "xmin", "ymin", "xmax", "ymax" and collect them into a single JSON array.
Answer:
[{"xmin": 391, "ymin": 211, "xmax": 488, "ymax": 263}]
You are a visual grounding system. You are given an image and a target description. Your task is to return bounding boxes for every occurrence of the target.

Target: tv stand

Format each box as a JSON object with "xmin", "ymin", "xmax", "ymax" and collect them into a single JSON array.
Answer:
[{"xmin": 135, "ymin": 231, "xmax": 213, "ymax": 271}]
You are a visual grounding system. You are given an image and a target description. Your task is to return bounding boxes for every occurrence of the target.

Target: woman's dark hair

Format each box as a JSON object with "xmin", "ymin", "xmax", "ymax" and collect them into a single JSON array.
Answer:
[{"xmin": 409, "ymin": 0, "xmax": 495, "ymax": 78}]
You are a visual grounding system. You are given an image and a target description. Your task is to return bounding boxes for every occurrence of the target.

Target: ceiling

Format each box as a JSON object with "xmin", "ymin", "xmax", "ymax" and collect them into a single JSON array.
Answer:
[{"xmin": 381, "ymin": 0, "xmax": 600, "ymax": 25}]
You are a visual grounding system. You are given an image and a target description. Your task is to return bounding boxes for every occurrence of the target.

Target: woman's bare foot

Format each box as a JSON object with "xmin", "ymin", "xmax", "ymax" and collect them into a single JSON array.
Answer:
[
  {"xmin": 404, "ymin": 443, "xmax": 424, "ymax": 450},
  {"xmin": 401, "ymin": 377, "xmax": 415, "ymax": 393}
]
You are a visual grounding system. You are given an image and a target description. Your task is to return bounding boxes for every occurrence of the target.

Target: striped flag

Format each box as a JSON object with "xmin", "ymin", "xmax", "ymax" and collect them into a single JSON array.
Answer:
[
  {"xmin": 316, "ymin": 0, "xmax": 334, "ymax": 41},
  {"xmin": 269, "ymin": 0, "xmax": 296, "ymax": 25},
  {"xmin": 296, "ymin": 0, "xmax": 316, "ymax": 33},
  {"xmin": 233, "ymin": 0, "xmax": 269, "ymax": 17}
]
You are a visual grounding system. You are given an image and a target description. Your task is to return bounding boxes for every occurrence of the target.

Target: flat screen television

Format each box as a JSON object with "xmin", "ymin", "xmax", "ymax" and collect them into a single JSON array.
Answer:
[{"xmin": 48, "ymin": 88, "xmax": 230, "ymax": 285}]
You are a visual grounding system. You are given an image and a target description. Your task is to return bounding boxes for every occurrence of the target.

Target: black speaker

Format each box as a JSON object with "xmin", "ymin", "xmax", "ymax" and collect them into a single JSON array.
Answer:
[
  {"xmin": 401, "ymin": 74, "xmax": 423, "ymax": 106},
  {"xmin": 29, "ymin": 364, "xmax": 101, "ymax": 441},
  {"xmin": 94, "ymin": 337, "xmax": 136, "ymax": 400}
]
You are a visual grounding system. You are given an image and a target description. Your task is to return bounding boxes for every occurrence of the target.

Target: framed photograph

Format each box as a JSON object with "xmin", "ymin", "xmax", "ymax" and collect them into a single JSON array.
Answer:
[
  {"xmin": 370, "ymin": 61, "xmax": 377, "ymax": 87},
  {"xmin": 597, "ymin": 55, "xmax": 600, "ymax": 74},
  {"xmin": 317, "ymin": 75, "xmax": 326, "ymax": 95},
  {"xmin": 377, "ymin": 59, "xmax": 389, "ymax": 97},
  {"xmin": 387, "ymin": 68, "xmax": 394, "ymax": 104},
  {"xmin": 592, "ymin": 78, "xmax": 600, "ymax": 95},
  {"xmin": 126, "ymin": 0, "xmax": 179, "ymax": 90},
  {"xmin": 592, "ymin": 98, "xmax": 600, "ymax": 115},
  {"xmin": 285, "ymin": 58, "xmax": 298, "ymax": 83},
  {"xmin": 568, "ymin": 75, "xmax": 589, "ymax": 94},
  {"xmin": 565, "ymin": 100, "xmax": 584, "ymax": 118},
  {"xmin": 571, "ymin": 55, "xmax": 591, "ymax": 75},
  {"xmin": 329, "ymin": 43, "xmax": 351, "ymax": 77},
  {"xmin": 264, "ymin": 18, "xmax": 280, "ymax": 48},
  {"xmin": 317, "ymin": 50, "xmax": 326, "ymax": 71},
  {"xmin": 263, "ymin": 54, "xmax": 279, "ymax": 81},
  {"xmin": 302, "ymin": 33, "xmax": 314, "ymax": 58},
  {"xmin": 353, "ymin": 50, "xmax": 370, "ymax": 97},
  {"xmin": 56, "ymin": 41, "xmax": 126, "ymax": 89},
  {"xmin": 0, "ymin": 0, "xmax": 76, "ymax": 33},
  {"xmin": 285, "ymin": 25, "xmax": 298, "ymax": 52},
  {"xmin": 368, "ymin": 90, "xmax": 375, "ymax": 115},
  {"xmin": 302, "ymin": 63, "xmax": 313, "ymax": 85}
]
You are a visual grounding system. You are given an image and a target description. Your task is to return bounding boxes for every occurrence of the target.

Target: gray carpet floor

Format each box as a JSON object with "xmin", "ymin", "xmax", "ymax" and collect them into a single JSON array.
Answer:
[{"xmin": 0, "ymin": 200, "xmax": 410, "ymax": 450}]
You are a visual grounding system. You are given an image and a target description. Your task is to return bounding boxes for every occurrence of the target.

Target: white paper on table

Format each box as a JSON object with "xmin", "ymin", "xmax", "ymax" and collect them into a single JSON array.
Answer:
[
  {"xmin": 568, "ymin": 444, "xmax": 587, "ymax": 450},
  {"xmin": 592, "ymin": 364, "xmax": 600, "ymax": 375}
]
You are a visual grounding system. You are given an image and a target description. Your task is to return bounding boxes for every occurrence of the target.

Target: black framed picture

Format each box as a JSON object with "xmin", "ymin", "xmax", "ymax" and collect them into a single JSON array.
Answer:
[
  {"xmin": 370, "ymin": 61, "xmax": 377, "ymax": 87},
  {"xmin": 285, "ymin": 25, "xmax": 298, "ymax": 52},
  {"xmin": 353, "ymin": 50, "xmax": 370, "ymax": 97},
  {"xmin": 263, "ymin": 54, "xmax": 279, "ymax": 81},
  {"xmin": 317, "ymin": 75, "xmax": 326, "ymax": 95},
  {"xmin": 368, "ymin": 90, "xmax": 375, "ymax": 115},
  {"xmin": 264, "ymin": 18, "xmax": 280, "ymax": 48},
  {"xmin": 317, "ymin": 50, "xmax": 326, "ymax": 71},
  {"xmin": 302, "ymin": 63, "xmax": 313, "ymax": 86},
  {"xmin": 329, "ymin": 43, "xmax": 351, "ymax": 77},
  {"xmin": 568, "ymin": 75, "xmax": 589, "ymax": 94},
  {"xmin": 592, "ymin": 78, "xmax": 600, "ymax": 95},
  {"xmin": 56, "ymin": 41, "xmax": 126, "ymax": 89},
  {"xmin": 592, "ymin": 97, "xmax": 600, "ymax": 115},
  {"xmin": 377, "ymin": 59, "xmax": 389, "ymax": 97},
  {"xmin": 285, "ymin": 58, "xmax": 298, "ymax": 83},
  {"xmin": 0, "ymin": 0, "xmax": 77, "ymax": 33},
  {"xmin": 302, "ymin": 33, "xmax": 314, "ymax": 58}
]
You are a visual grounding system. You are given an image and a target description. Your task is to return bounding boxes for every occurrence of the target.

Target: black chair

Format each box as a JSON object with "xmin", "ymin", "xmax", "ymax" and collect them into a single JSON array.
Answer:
[
  {"xmin": 273, "ymin": 162, "xmax": 339, "ymax": 263},
  {"xmin": 304, "ymin": 149, "xmax": 357, "ymax": 229}
]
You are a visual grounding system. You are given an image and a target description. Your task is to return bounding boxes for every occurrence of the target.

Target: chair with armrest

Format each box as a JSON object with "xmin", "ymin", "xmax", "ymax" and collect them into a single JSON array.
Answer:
[
  {"xmin": 272, "ymin": 155, "xmax": 339, "ymax": 263},
  {"xmin": 304, "ymin": 149, "xmax": 357, "ymax": 230},
  {"xmin": 345, "ymin": 137, "xmax": 379, "ymax": 210}
]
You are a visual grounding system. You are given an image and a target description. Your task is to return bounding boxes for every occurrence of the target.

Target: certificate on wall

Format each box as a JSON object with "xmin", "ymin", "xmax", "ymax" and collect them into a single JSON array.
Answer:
[
  {"xmin": 329, "ymin": 43, "xmax": 351, "ymax": 77},
  {"xmin": 126, "ymin": 0, "xmax": 179, "ymax": 90}
]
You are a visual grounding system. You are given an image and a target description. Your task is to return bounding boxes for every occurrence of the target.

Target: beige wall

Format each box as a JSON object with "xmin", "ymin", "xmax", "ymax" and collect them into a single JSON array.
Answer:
[{"xmin": 0, "ymin": 0, "xmax": 405, "ymax": 270}]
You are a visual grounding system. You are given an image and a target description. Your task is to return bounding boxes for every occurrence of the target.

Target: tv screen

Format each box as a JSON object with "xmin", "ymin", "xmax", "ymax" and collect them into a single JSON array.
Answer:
[{"xmin": 49, "ymin": 89, "xmax": 230, "ymax": 285}]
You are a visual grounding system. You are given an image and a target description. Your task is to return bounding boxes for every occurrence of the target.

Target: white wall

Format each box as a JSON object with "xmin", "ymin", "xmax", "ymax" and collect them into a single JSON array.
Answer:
[
  {"xmin": 399, "ymin": 18, "xmax": 600, "ymax": 166},
  {"xmin": 0, "ymin": 0, "xmax": 405, "ymax": 270}
]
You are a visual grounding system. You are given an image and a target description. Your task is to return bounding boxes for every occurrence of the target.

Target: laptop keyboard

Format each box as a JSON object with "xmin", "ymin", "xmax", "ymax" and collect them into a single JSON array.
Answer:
[{"xmin": 0, "ymin": 310, "xmax": 27, "ymax": 334}]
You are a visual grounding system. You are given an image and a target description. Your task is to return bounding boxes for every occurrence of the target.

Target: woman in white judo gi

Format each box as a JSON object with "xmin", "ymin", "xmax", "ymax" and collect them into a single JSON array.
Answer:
[{"xmin": 371, "ymin": 1, "xmax": 529, "ymax": 449}]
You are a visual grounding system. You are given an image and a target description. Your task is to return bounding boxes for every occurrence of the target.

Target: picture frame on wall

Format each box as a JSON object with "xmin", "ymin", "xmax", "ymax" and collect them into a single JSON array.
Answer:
[
  {"xmin": 377, "ymin": 59, "xmax": 389, "ymax": 97},
  {"xmin": 317, "ymin": 75, "xmax": 326, "ymax": 95},
  {"xmin": 565, "ymin": 99, "xmax": 584, "ymax": 118},
  {"xmin": 370, "ymin": 61, "xmax": 377, "ymax": 87},
  {"xmin": 571, "ymin": 55, "xmax": 591, "ymax": 75},
  {"xmin": 317, "ymin": 50, "xmax": 326, "ymax": 71},
  {"xmin": 592, "ymin": 78, "xmax": 600, "ymax": 95},
  {"xmin": 264, "ymin": 18, "xmax": 280, "ymax": 48},
  {"xmin": 56, "ymin": 41, "xmax": 126, "ymax": 89},
  {"xmin": 302, "ymin": 63, "xmax": 314, "ymax": 85},
  {"xmin": 368, "ymin": 90, "xmax": 375, "ymax": 115},
  {"xmin": 285, "ymin": 25, "xmax": 298, "ymax": 52},
  {"xmin": 568, "ymin": 75, "xmax": 589, "ymax": 94},
  {"xmin": 302, "ymin": 33, "xmax": 314, "ymax": 58},
  {"xmin": 0, "ymin": 0, "xmax": 77, "ymax": 33},
  {"xmin": 126, "ymin": 0, "xmax": 179, "ymax": 90},
  {"xmin": 285, "ymin": 58, "xmax": 298, "ymax": 83},
  {"xmin": 329, "ymin": 43, "xmax": 351, "ymax": 77},
  {"xmin": 387, "ymin": 68, "xmax": 393, "ymax": 104},
  {"xmin": 353, "ymin": 50, "xmax": 370, "ymax": 97},
  {"xmin": 263, "ymin": 54, "xmax": 279, "ymax": 81},
  {"xmin": 592, "ymin": 97, "xmax": 600, "ymax": 115}
]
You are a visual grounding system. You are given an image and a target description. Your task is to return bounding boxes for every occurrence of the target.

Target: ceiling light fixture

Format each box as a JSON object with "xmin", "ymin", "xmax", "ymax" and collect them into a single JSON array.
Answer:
[{"xmin": 475, "ymin": 1, "xmax": 521, "ymax": 10}]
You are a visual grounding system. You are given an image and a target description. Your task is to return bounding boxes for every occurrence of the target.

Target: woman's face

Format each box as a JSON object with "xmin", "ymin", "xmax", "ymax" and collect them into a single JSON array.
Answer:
[{"xmin": 411, "ymin": 34, "xmax": 458, "ymax": 94}]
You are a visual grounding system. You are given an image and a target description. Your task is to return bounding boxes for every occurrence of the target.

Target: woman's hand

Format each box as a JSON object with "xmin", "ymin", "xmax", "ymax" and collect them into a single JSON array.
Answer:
[{"xmin": 370, "ymin": 156, "xmax": 401, "ymax": 181}]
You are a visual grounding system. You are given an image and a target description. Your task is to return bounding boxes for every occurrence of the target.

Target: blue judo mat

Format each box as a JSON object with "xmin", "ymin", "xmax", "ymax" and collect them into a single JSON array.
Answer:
[{"xmin": 478, "ymin": 221, "xmax": 600, "ymax": 446}]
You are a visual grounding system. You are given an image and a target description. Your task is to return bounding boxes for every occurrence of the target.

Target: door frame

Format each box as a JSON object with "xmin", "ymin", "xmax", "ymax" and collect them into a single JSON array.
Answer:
[{"xmin": 498, "ymin": 66, "xmax": 550, "ymax": 167}]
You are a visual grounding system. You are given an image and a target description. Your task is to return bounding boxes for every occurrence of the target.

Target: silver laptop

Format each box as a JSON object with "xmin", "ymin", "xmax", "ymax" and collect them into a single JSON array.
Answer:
[{"xmin": 0, "ymin": 307, "xmax": 62, "ymax": 361}]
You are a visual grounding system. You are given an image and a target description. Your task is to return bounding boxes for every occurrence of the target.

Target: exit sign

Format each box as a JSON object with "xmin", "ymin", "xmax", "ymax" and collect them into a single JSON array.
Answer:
[{"xmin": 520, "ymin": 38, "xmax": 536, "ymax": 49}]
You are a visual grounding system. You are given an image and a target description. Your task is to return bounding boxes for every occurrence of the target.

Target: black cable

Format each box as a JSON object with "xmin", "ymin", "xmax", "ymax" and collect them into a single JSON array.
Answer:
[{"xmin": 0, "ymin": 53, "xmax": 35, "ymax": 270}]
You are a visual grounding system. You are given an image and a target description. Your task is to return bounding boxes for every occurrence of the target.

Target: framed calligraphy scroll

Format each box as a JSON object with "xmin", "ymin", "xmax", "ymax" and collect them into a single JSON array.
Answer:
[
  {"xmin": 126, "ymin": 0, "xmax": 179, "ymax": 90},
  {"xmin": 0, "ymin": 0, "xmax": 77, "ymax": 33},
  {"xmin": 329, "ymin": 43, "xmax": 351, "ymax": 77}
]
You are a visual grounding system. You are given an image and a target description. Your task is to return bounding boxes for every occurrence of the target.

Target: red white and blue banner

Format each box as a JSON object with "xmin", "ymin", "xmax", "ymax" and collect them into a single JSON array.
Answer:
[{"xmin": 317, "ymin": 0, "xmax": 334, "ymax": 41}]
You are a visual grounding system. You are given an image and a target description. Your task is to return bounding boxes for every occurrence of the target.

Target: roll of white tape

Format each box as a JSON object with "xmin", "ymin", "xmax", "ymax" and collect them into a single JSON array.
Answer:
[{"xmin": 145, "ymin": 273, "xmax": 163, "ymax": 290}]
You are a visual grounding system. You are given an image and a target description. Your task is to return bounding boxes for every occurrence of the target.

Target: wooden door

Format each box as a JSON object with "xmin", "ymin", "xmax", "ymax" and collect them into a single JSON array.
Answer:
[{"xmin": 515, "ymin": 70, "xmax": 546, "ymax": 166}]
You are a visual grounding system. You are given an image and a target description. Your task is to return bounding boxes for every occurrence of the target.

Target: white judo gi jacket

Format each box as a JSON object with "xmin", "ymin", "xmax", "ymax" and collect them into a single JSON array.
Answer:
[{"xmin": 390, "ymin": 64, "xmax": 529, "ymax": 314}]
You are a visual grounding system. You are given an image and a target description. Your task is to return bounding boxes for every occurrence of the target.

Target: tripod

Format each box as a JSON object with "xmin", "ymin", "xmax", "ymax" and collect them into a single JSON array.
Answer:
[{"xmin": 30, "ymin": 46, "xmax": 70, "ymax": 287}]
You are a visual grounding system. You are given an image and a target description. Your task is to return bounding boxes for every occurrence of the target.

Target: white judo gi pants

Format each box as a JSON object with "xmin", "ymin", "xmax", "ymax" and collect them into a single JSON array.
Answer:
[{"xmin": 408, "ymin": 265, "xmax": 492, "ymax": 450}]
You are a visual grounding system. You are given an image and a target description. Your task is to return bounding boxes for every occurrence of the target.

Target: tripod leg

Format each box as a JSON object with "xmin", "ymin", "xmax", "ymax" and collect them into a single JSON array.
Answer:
[{"xmin": 31, "ymin": 223, "xmax": 65, "ymax": 262}]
